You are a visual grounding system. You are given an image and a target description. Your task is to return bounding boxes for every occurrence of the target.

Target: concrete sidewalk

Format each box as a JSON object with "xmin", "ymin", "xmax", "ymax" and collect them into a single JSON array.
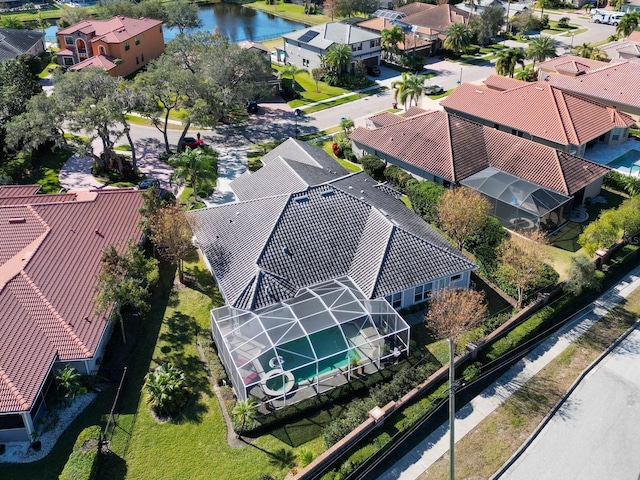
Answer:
[{"xmin": 377, "ymin": 265, "xmax": 640, "ymax": 480}]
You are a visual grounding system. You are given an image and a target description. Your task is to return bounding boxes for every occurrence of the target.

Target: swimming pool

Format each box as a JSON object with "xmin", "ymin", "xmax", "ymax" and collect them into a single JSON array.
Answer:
[{"xmin": 607, "ymin": 149, "xmax": 640, "ymax": 175}]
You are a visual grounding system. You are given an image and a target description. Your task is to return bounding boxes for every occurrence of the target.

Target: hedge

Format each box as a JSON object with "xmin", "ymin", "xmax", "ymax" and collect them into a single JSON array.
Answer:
[{"xmin": 59, "ymin": 425, "xmax": 101, "ymax": 480}]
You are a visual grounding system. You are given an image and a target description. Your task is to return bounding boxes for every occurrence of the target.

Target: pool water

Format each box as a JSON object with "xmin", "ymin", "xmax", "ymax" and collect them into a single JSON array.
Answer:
[
  {"xmin": 607, "ymin": 149, "xmax": 640, "ymax": 175},
  {"xmin": 260, "ymin": 327, "xmax": 355, "ymax": 384}
]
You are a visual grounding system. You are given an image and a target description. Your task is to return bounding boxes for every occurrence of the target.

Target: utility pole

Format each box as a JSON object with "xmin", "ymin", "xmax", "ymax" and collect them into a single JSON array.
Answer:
[{"xmin": 449, "ymin": 338, "xmax": 456, "ymax": 480}]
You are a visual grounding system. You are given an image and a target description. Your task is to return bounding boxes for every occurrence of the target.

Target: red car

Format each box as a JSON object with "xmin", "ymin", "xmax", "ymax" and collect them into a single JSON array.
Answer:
[{"xmin": 179, "ymin": 137, "xmax": 204, "ymax": 150}]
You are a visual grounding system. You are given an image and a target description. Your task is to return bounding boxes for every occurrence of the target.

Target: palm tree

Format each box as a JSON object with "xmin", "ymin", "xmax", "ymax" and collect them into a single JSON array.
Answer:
[
  {"xmin": 56, "ymin": 365, "xmax": 87, "ymax": 405},
  {"xmin": 381, "ymin": 25, "xmax": 404, "ymax": 60},
  {"xmin": 340, "ymin": 117, "xmax": 355, "ymax": 136},
  {"xmin": 527, "ymin": 35, "xmax": 558, "ymax": 68},
  {"xmin": 495, "ymin": 48, "xmax": 526, "ymax": 78},
  {"xmin": 325, "ymin": 43, "xmax": 352, "ymax": 74},
  {"xmin": 279, "ymin": 65, "xmax": 307, "ymax": 93},
  {"xmin": 573, "ymin": 42, "xmax": 607, "ymax": 61},
  {"xmin": 443, "ymin": 23, "xmax": 472, "ymax": 55},
  {"xmin": 143, "ymin": 364, "xmax": 188, "ymax": 417},
  {"xmin": 1, "ymin": 16, "xmax": 24, "ymax": 29},
  {"xmin": 232, "ymin": 399, "xmax": 257, "ymax": 438},
  {"xmin": 536, "ymin": 0, "xmax": 553, "ymax": 19},
  {"xmin": 391, "ymin": 72, "xmax": 426, "ymax": 110},
  {"xmin": 168, "ymin": 146, "xmax": 218, "ymax": 202},
  {"xmin": 617, "ymin": 12, "xmax": 640, "ymax": 39}
]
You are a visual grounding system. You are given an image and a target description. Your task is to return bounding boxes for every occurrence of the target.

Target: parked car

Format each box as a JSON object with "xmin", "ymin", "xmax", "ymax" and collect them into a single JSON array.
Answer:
[
  {"xmin": 424, "ymin": 84, "xmax": 444, "ymax": 95},
  {"xmin": 180, "ymin": 137, "xmax": 199, "ymax": 150},
  {"xmin": 366, "ymin": 66, "xmax": 381, "ymax": 77},
  {"xmin": 138, "ymin": 178, "xmax": 160, "ymax": 189},
  {"xmin": 246, "ymin": 100, "xmax": 259, "ymax": 113}
]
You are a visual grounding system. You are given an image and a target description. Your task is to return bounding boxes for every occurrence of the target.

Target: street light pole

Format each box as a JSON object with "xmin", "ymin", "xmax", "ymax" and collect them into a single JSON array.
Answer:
[
  {"xmin": 458, "ymin": 67, "xmax": 463, "ymax": 87},
  {"xmin": 449, "ymin": 338, "xmax": 456, "ymax": 480}
]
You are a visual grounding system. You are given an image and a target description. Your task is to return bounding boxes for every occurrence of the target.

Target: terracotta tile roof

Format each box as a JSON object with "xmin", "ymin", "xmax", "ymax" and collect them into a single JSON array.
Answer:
[
  {"xmin": 482, "ymin": 74, "xmax": 527, "ymax": 91},
  {"xmin": 399, "ymin": 4, "xmax": 469, "ymax": 32},
  {"xmin": 349, "ymin": 111, "xmax": 609, "ymax": 196},
  {"xmin": 599, "ymin": 40, "xmax": 640, "ymax": 62},
  {"xmin": 441, "ymin": 80, "xmax": 634, "ymax": 146},
  {"xmin": 0, "ymin": 188, "xmax": 144, "ymax": 413},
  {"xmin": 542, "ymin": 61, "xmax": 640, "ymax": 112},
  {"xmin": 0, "ymin": 185, "xmax": 40, "ymax": 197},
  {"xmin": 0, "ymin": 193, "xmax": 76, "ymax": 206},
  {"xmin": 629, "ymin": 31, "xmax": 640, "ymax": 42},
  {"xmin": 537, "ymin": 55, "xmax": 608, "ymax": 75},
  {"xmin": 402, "ymin": 106, "xmax": 431, "ymax": 118},
  {"xmin": 396, "ymin": 2, "xmax": 435, "ymax": 16},
  {"xmin": 357, "ymin": 17, "xmax": 436, "ymax": 49},
  {"xmin": 70, "ymin": 54, "xmax": 118, "ymax": 72},
  {"xmin": 58, "ymin": 16, "xmax": 163, "ymax": 44},
  {"xmin": 368, "ymin": 111, "xmax": 403, "ymax": 127}
]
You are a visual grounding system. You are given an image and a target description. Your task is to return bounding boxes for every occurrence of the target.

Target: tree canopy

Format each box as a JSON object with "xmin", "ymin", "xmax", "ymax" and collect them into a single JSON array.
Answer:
[
  {"xmin": 436, "ymin": 187, "xmax": 491, "ymax": 250},
  {"xmin": 444, "ymin": 23, "xmax": 472, "ymax": 54},
  {"xmin": 391, "ymin": 72, "xmax": 426, "ymax": 109}
]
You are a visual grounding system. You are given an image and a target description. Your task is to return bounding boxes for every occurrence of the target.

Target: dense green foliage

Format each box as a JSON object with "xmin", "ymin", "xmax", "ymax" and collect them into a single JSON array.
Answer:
[
  {"xmin": 579, "ymin": 196, "xmax": 640, "ymax": 255},
  {"xmin": 323, "ymin": 362, "xmax": 439, "ymax": 447},
  {"xmin": 603, "ymin": 170, "xmax": 640, "ymax": 196},
  {"xmin": 405, "ymin": 179, "xmax": 446, "ymax": 222},
  {"xmin": 464, "ymin": 216, "xmax": 508, "ymax": 276},
  {"xmin": 383, "ymin": 164, "xmax": 413, "ymax": 192},
  {"xmin": 143, "ymin": 363, "xmax": 188, "ymax": 417},
  {"xmin": 360, "ymin": 154, "xmax": 386, "ymax": 181},
  {"xmin": 58, "ymin": 425, "xmax": 101, "ymax": 480}
]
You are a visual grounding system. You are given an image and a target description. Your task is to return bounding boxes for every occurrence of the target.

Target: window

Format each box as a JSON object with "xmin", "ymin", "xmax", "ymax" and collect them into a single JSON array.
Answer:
[
  {"xmin": 450, "ymin": 274, "xmax": 462, "ymax": 282},
  {"xmin": 65, "ymin": 36, "xmax": 73, "ymax": 45},
  {"xmin": 357, "ymin": 42, "xmax": 363, "ymax": 51},
  {"xmin": 124, "ymin": 42, "xmax": 130, "ymax": 51},
  {"xmin": 141, "ymin": 53, "xmax": 144, "ymax": 62},
  {"xmin": 370, "ymin": 40, "xmax": 375, "ymax": 48},
  {"xmin": 136, "ymin": 56, "xmax": 139, "ymax": 65},
  {"xmin": 135, "ymin": 37, "xmax": 140, "ymax": 45},
  {"xmin": 63, "ymin": 57, "xmax": 74, "ymax": 66},
  {"xmin": 414, "ymin": 282, "xmax": 433, "ymax": 303},
  {"xmin": 386, "ymin": 292, "xmax": 402, "ymax": 309}
]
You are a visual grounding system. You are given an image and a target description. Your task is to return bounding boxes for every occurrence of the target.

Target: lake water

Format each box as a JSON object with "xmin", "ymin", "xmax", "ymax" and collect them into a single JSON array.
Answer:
[{"xmin": 45, "ymin": 4, "xmax": 306, "ymax": 44}]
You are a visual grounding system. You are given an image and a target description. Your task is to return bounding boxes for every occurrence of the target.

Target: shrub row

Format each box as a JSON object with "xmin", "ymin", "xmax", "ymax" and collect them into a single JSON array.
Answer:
[
  {"xmin": 322, "ymin": 362, "xmax": 439, "ymax": 447},
  {"xmin": 58, "ymin": 425, "xmax": 101, "ymax": 480}
]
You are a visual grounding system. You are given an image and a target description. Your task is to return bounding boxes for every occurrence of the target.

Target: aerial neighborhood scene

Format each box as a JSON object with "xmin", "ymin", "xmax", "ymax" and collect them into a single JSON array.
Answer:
[{"xmin": 1, "ymin": 0, "xmax": 640, "ymax": 478}]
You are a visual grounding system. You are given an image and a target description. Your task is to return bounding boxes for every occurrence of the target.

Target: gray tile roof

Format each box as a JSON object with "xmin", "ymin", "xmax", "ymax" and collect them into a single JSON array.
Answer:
[
  {"xmin": 189, "ymin": 176, "xmax": 475, "ymax": 311},
  {"xmin": 282, "ymin": 22, "xmax": 381, "ymax": 50},
  {"xmin": 261, "ymin": 138, "xmax": 348, "ymax": 173},
  {"xmin": 0, "ymin": 28, "xmax": 44, "ymax": 61}
]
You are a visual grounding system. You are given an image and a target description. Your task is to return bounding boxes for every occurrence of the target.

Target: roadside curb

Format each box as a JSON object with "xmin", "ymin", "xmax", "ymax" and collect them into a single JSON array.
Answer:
[{"xmin": 491, "ymin": 319, "xmax": 640, "ymax": 479}]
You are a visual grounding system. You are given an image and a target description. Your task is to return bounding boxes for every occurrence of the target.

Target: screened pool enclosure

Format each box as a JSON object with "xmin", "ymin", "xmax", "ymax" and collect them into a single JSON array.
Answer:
[
  {"xmin": 461, "ymin": 167, "xmax": 572, "ymax": 232},
  {"xmin": 211, "ymin": 278, "xmax": 410, "ymax": 410}
]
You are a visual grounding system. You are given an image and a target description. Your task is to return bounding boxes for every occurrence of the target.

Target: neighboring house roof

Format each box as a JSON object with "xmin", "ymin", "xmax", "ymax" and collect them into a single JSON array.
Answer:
[
  {"xmin": 599, "ymin": 40, "xmax": 640, "ymax": 62},
  {"xmin": 629, "ymin": 31, "xmax": 640, "ymax": 42},
  {"xmin": 482, "ymin": 74, "xmax": 527, "ymax": 91},
  {"xmin": 69, "ymin": 54, "xmax": 119, "ymax": 72},
  {"xmin": 441, "ymin": 78, "xmax": 635, "ymax": 146},
  {"xmin": 189, "ymin": 163, "xmax": 474, "ymax": 312},
  {"xmin": 282, "ymin": 22, "xmax": 381, "ymax": 50},
  {"xmin": 541, "ymin": 60, "xmax": 640, "ymax": 111},
  {"xmin": 260, "ymin": 138, "xmax": 346, "ymax": 170},
  {"xmin": 538, "ymin": 54, "xmax": 608, "ymax": 75},
  {"xmin": 357, "ymin": 17, "xmax": 437, "ymax": 48},
  {"xmin": 368, "ymin": 111, "xmax": 404, "ymax": 128},
  {"xmin": 0, "ymin": 28, "xmax": 44, "ymax": 61},
  {"xmin": 57, "ymin": 16, "xmax": 162, "ymax": 44},
  {"xmin": 238, "ymin": 40, "xmax": 270, "ymax": 54},
  {"xmin": 0, "ymin": 187, "xmax": 143, "ymax": 414},
  {"xmin": 350, "ymin": 109, "xmax": 609, "ymax": 196},
  {"xmin": 397, "ymin": 3, "xmax": 470, "ymax": 31}
]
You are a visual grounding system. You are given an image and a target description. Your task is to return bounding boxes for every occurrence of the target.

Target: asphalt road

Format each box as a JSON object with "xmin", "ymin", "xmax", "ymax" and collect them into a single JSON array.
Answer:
[{"xmin": 500, "ymin": 326, "xmax": 640, "ymax": 480}]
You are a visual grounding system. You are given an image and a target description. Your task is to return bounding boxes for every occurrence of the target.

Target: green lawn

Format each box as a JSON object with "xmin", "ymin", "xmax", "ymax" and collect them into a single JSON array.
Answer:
[
  {"xmin": 273, "ymin": 66, "xmax": 349, "ymax": 103},
  {"xmin": 17, "ymin": 148, "xmax": 72, "ymax": 193},
  {"xmin": 247, "ymin": 1, "xmax": 331, "ymax": 25},
  {"xmin": 320, "ymin": 140, "xmax": 362, "ymax": 172}
]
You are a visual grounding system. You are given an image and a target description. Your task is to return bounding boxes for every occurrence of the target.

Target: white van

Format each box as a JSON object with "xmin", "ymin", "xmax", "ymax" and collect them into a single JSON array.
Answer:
[{"xmin": 591, "ymin": 10, "xmax": 625, "ymax": 26}]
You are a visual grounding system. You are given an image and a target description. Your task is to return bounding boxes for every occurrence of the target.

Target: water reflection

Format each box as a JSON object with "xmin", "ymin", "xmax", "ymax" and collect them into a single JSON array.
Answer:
[{"xmin": 45, "ymin": 4, "xmax": 306, "ymax": 43}]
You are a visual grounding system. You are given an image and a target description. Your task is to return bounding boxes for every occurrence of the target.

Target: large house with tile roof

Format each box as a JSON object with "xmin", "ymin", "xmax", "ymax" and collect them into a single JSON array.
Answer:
[
  {"xmin": 350, "ymin": 109, "xmax": 609, "ymax": 232},
  {"xmin": 357, "ymin": 16, "xmax": 439, "ymax": 56},
  {"xmin": 599, "ymin": 39, "xmax": 640, "ymax": 63},
  {"xmin": 538, "ymin": 56, "xmax": 640, "ymax": 120},
  {"xmin": 187, "ymin": 141, "xmax": 476, "ymax": 408},
  {"xmin": 0, "ymin": 186, "xmax": 143, "ymax": 442},
  {"xmin": 441, "ymin": 76, "xmax": 635, "ymax": 157},
  {"xmin": 0, "ymin": 28, "xmax": 45, "ymax": 61},
  {"xmin": 281, "ymin": 22, "xmax": 381, "ymax": 71},
  {"xmin": 55, "ymin": 15, "xmax": 164, "ymax": 77}
]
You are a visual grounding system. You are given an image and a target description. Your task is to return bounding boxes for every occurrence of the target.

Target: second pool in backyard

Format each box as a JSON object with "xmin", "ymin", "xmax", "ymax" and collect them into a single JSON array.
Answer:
[{"xmin": 608, "ymin": 149, "xmax": 640, "ymax": 175}]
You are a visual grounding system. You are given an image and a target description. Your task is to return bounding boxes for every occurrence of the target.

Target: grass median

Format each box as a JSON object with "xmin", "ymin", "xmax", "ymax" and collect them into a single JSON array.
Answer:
[{"xmin": 421, "ymin": 288, "xmax": 640, "ymax": 480}]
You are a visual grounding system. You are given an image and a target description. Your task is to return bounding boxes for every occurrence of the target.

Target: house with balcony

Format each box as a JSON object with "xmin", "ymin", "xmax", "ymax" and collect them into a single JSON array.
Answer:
[
  {"xmin": 55, "ymin": 15, "xmax": 164, "ymax": 77},
  {"xmin": 281, "ymin": 22, "xmax": 381, "ymax": 71},
  {"xmin": 441, "ymin": 75, "xmax": 635, "ymax": 157}
]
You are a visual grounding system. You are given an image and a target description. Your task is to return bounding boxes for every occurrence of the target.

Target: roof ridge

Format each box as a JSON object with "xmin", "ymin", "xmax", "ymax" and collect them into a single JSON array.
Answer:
[
  {"xmin": 551, "ymin": 87, "xmax": 577, "ymax": 145},
  {"xmin": 368, "ymin": 222, "xmax": 396, "ymax": 298},
  {"xmin": 0, "ymin": 368, "xmax": 29, "ymax": 411},
  {"xmin": 552, "ymin": 150, "xmax": 570, "ymax": 195},
  {"xmin": 20, "ymin": 271, "xmax": 92, "ymax": 357},
  {"xmin": 445, "ymin": 113, "xmax": 456, "ymax": 181}
]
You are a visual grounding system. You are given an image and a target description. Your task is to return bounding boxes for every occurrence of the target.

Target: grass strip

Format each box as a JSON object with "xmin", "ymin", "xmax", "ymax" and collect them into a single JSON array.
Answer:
[{"xmin": 420, "ymin": 288, "xmax": 640, "ymax": 480}]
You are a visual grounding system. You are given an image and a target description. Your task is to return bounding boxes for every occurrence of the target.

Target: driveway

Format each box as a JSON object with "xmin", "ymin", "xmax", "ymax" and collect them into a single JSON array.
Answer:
[{"xmin": 500, "ymin": 325, "xmax": 640, "ymax": 480}]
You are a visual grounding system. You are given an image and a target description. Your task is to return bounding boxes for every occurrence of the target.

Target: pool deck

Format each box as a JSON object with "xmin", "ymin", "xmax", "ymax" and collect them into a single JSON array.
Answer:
[{"xmin": 583, "ymin": 138, "xmax": 640, "ymax": 171}]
